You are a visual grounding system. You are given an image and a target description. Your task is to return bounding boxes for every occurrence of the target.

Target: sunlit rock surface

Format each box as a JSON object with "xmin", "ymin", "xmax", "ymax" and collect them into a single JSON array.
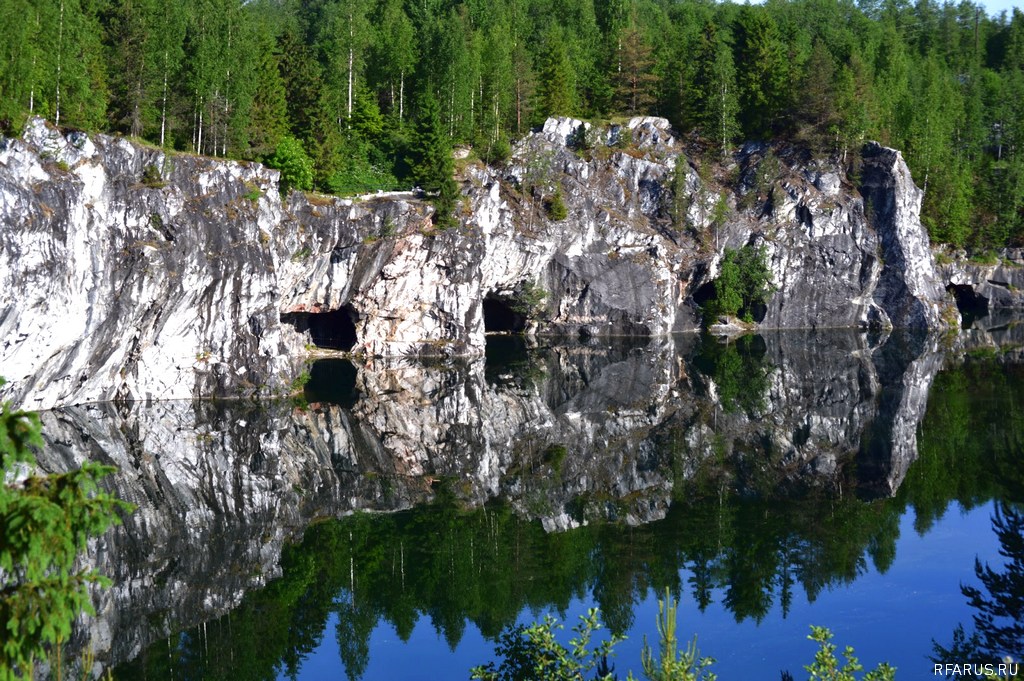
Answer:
[
  {"xmin": 939, "ymin": 249, "xmax": 1024, "ymax": 325},
  {"xmin": 30, "ymin": 331, "xmax": 961, "ymax": 669},
  {"xmin": 2, "ymin": 118, "xmax": 956, "ymax": 408}
]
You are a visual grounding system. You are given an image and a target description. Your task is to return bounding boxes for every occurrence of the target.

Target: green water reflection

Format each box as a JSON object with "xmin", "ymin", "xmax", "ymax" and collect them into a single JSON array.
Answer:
[{"xmin": 114, "ymin": 353, "xmax": 1024, "ymax": 680}]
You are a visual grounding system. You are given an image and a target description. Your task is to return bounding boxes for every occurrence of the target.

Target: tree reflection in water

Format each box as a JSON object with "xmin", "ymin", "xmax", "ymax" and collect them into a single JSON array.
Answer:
[
  {"xmin": 104, "ymin": 340, "xmax": 1024, "ymax": 680},
  {"xmin": 933, "ymin": 503, "xmax": 1024, "ymax": 666}
]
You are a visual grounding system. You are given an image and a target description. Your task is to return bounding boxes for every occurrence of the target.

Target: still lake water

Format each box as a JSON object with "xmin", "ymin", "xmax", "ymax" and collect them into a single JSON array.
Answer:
[{"xmin": 45, "ymin": 329, "xmax": 1022, "ymax": 679}]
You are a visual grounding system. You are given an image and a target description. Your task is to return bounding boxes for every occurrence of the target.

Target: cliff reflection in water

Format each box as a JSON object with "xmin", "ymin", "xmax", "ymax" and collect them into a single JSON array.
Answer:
[{"xmin": 34, "ymin": 328, "xmax": 1024, "ymax": 676}]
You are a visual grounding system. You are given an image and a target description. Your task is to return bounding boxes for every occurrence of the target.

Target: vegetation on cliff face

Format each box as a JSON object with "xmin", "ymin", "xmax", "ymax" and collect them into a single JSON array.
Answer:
[{"xmin": 1, "ymin": 0, "xmax": 1023, "ymax": 249}]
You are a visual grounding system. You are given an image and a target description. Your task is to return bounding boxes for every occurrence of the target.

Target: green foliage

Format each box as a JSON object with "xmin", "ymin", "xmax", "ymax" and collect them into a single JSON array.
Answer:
[
  {"xmin": 409, "ymin": 91, "xmax": 458, "ymax": 229},
  {"xmin": 704, "ymin": 246, "xmax": 775, "ymax": 323},
  {"xmin": 409, "ymin": 91, "xmax": 454, "ymax": 194},
  {"xmin": 667, "ymin": 165, "xmax": 691, "ymax": 229},
  {"xmin": 694, "ymin": 335, "xmax": 772, "ymax": 415},
  {"xmin": 546, "ymin": 189, "xmax": 568, "ymax": 221},
  {"xmin": 0, "ymin": 379, "xmax": 133, "ymax": 680},
  {"xmin": 702, "ymin": 192, "xmax": 731, "ymax": 250},
  {"xmin": 635, "ymin": 589, "xmax": 716, "ymax": 681},
  {"xmin": 470, "ymin": 609, "xmax": 623, "ymax": 681},
  {"xmin": 473, "ymin": 595, "xmax": 890, "ymax": 681},
  {"xmin": 805, "ymin": 626, "xmax": 896, "ymax": 681},
  {"xmin": 243, "ymin": 183, "xmax": 262, "ymax": 203},
  {"xmin": 3, "ymin": 0, "xmax": 1024, "ymax": 250},
  {"xmin": 268, "ymin": 136, "xmax": 314, "ymax": 195},
  {"xmin": 477, "ymin": 136, "xmax": 512, "ymax": 166},
  {"xmin": 290, "ymin": 370, "xmax": 312, "ymax": 393},
  {"xmin": 510, "ymin": 279, "xmax": 548, "ymax": 317},
  {"xmin": 141, "ymin": 163, "xmax": 164, "ymax": 188}
]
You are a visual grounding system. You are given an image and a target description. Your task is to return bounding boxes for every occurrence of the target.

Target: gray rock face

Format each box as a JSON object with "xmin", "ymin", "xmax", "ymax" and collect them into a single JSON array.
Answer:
[
  {"xmin": 1, "ymin": 118, "xmax": 955, "ymax": 408},
  {"xmin": 938, "ymin": 249, "xmax": 1024, "ymax": 319},
  {"xmin": 859, "ymin": 143, "xmax": 951, "ymax": 329},
  {"xmin": 0, "ymin": 120, "xmax": 293, "ymax": 409}
]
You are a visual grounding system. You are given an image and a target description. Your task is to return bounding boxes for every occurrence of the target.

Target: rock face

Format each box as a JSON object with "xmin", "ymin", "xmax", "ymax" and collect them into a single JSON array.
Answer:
[
  {"xmin": 34, "ymin": 330, "xmax": 947, "ymax": 669},
  {"xmin": 938, "ymin": 249, "xmax": 1024, "ymax": 325},
  {"xmin": 0, "ymin": 117, "xmax": 955, "ymax": 408},
  {"xmin": 0, "ymin": 121, "xmax": 293, "ymax": 408}
]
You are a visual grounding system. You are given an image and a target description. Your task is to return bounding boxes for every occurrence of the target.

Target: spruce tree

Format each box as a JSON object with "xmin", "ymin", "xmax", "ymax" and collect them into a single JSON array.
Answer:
[
  {"xmin": 734, "ymin": 7, "xmax": 790, "ymax": 138},
  {"xmin": 410, "ymin": 91, "xmax": 458, "ymax": 229},
  {"xmin": 534, "ymin": 25, "xmax": 576, "ymax": 122}
]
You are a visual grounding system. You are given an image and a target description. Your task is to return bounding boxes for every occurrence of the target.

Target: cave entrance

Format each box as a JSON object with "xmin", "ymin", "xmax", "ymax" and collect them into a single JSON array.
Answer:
[
  {"xmin": 946, "ymin": 284, "xmax": 989, "ymax": 329},
  {"xmin": 483, "ymin": 294, "xmax": 527, "ymax": 333},
  {"xmin": 284, "ymin": 304, "xmax": 358, "ymax": 351},
  {"xmin": 692, "ymin": 280, "xmax": 716, "ymax": 308}
]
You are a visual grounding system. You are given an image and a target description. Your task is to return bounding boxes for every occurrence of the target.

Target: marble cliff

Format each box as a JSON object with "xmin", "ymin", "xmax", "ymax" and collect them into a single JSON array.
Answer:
[{"xmin": 0, "ymin": 116, "xmax": 958, "ymax": 409}]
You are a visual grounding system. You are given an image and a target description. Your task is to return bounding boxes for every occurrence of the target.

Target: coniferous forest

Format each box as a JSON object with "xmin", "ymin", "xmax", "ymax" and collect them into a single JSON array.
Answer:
[{"xmin": 2, "ymin": 0, "xmax": 1024, "ymax": 250}]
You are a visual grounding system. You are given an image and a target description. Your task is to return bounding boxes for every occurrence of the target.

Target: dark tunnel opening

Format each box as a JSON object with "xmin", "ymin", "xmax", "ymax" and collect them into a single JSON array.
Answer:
[
  {"xmin": 283, "ymin": 305, "xmax": 359, "ymax": 351},
  {"xmin": 483, "ymin": 295, "xmax": 527, "ymax": 333},
  {"xmin": 946, "ymin": 284, "xmax": 989, "ymax": 329},
  {"xmin": 692, "ymin": 280, "xmax": 716, "ymax": 308}
]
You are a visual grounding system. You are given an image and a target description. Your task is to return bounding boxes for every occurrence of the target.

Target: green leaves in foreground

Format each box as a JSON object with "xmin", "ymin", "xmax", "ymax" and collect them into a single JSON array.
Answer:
[
  {"xmin": 470, "ymin": 608, "xmax": 624, "ymax": 681},
  {"xmin": 805, "ymin": 626, "xmax": 896, "ymax": 681},
  {"xmin": 0, "ymin": 380, "xmax": 134, "ymax": 680},
  {"xmin": 636, "ymin": 589, "xmax": 716, "ymax": 681},
  {"xmin": 472, "ymin": 590, "xmax": 895, "ymax": 680}
]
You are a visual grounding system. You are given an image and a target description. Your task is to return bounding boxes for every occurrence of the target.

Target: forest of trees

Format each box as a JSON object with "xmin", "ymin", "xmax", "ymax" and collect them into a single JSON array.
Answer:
[{"xmin": 2, "ymin": 0, "xmax": 1024, "ymax": 249}]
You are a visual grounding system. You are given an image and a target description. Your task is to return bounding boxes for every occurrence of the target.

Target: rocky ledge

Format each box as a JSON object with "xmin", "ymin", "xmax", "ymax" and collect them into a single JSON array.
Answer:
[{"xmin": 0, "ymin": 117, "xmax": 956, "ymax": 408}]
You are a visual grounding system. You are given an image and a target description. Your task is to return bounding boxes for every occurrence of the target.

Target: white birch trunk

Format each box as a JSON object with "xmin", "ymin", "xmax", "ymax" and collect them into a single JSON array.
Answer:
[
  {"xmin": 160, "ymin": 54, "xmax": 169, "ymax": 147},
  {"xmin": 55, "ymin": 0, "xmax": 64, "ymax": 126}
]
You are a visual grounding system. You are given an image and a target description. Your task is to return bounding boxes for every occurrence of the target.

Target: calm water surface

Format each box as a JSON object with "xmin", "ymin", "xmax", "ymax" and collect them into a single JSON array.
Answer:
[{"xmin": 43, "ymin": 329, "xmax": 1022, "ymax": 679}]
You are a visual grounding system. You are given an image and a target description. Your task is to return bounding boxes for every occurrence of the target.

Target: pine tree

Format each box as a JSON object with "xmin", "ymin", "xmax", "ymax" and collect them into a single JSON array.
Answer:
[
  {"xmin": 106, "ymin": 0, "xmax": 154, "ymax": 136},
  {"xmin": 277, "ymin": 25, "xmax": 322, "ymax": 141},
  {"xmin": 796, "ymin": 39, "xmax": 839, "ymax": 151}
]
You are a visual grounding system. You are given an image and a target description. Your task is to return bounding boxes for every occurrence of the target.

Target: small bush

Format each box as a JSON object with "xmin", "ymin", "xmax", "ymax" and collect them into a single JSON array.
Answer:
[
  {"xmin": 141, "ymin": 163, "xmax": 165, "ymax": 188},
  {"xmin": 471, "ymin": 595, "xmax": 895, "ymax": 681},
  {"xmin": 268, "ymin": 136, "xmax": 314, "ymax": 195},
  {"xmin": 323, "ymin": 161, "xmax": 397, "ymax": 196},
  {"xmin": 804, "ymin": 626, "xmax": 896, "ymax": 681},
  {"xmin": 290, "ymin": 369, "xmax": 311, "ymax": 393},
  {"xmin": 969, "ymin": 250, "xmax": 999, "ymax": 266},
  {"xmin": 478, "ymin": 137, "xmax": 512, "ymax": 165},
  {"xmin": 511, "ymin": 279, "xmax": 548, "ymax": 317},
  {"xmin": 546, "ymin": 189, "xmax": 568, "ymax": 221},
  {"xmin": 243, "ymin": 182, "xmax": 262, "ymax": 202},
  {"xmin": 704, "ymin": 245, "xmax": 775, "ymax": 324},
  {"xmin": 470, "ymin": 609, "xmax": 623, "ymax": 681}
]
